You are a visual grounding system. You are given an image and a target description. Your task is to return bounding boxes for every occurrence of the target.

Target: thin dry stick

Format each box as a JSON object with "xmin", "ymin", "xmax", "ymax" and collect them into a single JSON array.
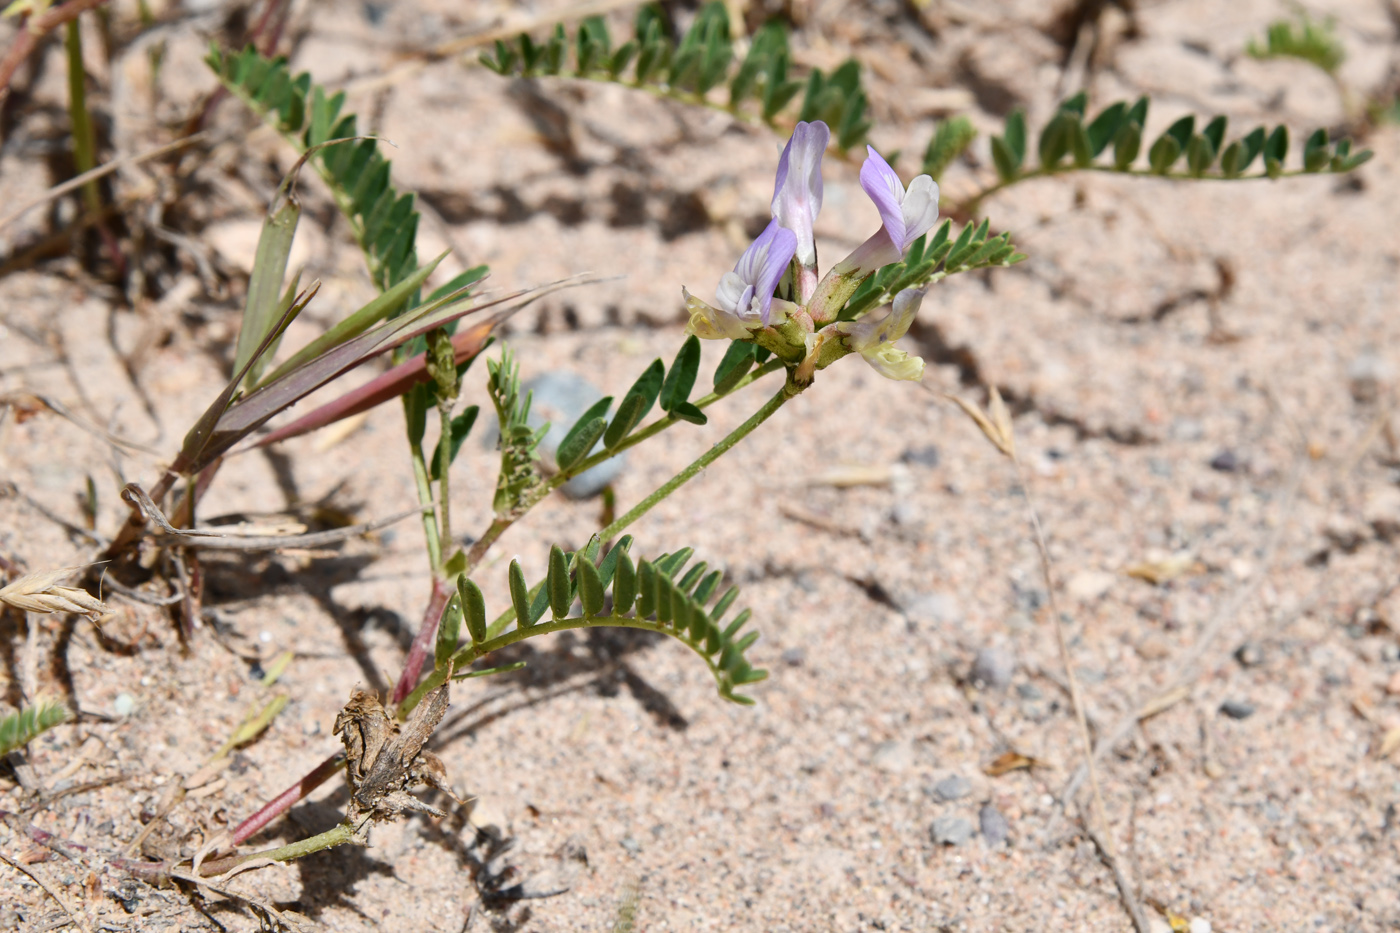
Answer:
[
  {"xmin": 940, "ymin": 383, "xmax": 1149, "ymax": 933},
  {"xmin": 0, "ymin": 132, "xmax": 210, "ymax": 231},
  {"xmin": 0, "ymin": 848, "xmax": 87, "ymax": 932},
  {"xmin": 1011, "ymin": 455, "xmax": 1151, "ymax": 933},
  {"xmin": 120, "ymin": 484, "xmax": 426, "ymax": 551}
]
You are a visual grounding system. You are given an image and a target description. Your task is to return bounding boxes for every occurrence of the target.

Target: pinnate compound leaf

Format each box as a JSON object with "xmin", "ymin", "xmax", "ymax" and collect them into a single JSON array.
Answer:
[{"xmin": 0, "ymin": 700, "xmax": 68, "ymax": 757}]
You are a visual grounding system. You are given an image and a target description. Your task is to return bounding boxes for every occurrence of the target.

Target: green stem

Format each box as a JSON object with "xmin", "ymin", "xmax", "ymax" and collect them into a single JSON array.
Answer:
[
  {"xmin": 64, "ymin": 19, "xmax": 100, "ymax": 215},
  {"xmin": 435, "ymin": 400, "xmax": 453, "ymax": 562},
  {"xmin": 407, "ymin": 433, "xmax": 442, "ymax": 570},
  {"xmin": 198, "ymin": 823, "xmax": 355, "ymax": 876},
  {"xmin": 597, "ymin": 382, "xmax": 793, "ymax": 543}
]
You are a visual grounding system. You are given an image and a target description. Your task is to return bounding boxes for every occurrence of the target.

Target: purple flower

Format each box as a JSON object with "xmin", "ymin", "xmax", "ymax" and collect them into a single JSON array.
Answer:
[
  {"xmin": 771, "ymin": 121, "xmax": 830, "ymax": 300},
  {"xmin": 835, "ymin": 147, "xmax": 940, "ymax": 276},
  {"xmin": 716, "ymin": 220, "xmax": 796, "ymax": 326},
  {"xmin": 686, "ymin": 220, "xmax": 797, "ymax": 340}
]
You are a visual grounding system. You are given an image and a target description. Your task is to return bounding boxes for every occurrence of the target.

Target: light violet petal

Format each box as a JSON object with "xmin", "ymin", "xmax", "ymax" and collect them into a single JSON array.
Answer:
[
  {"xmin": 833, "ymin": 227, "xmax": 901, "ymax": 278},
  {"xmin": 772, "ymin": 121, "xmax": 830, "ymax": 268},
  {"xmin": 898, "ymin": 176, "xmax": 941, "ymax": 249},
  {"xmin": 754, "ymin": 222, "xmax": 797, "ymax": 325},
  {"xmin": 859, "ymin": 146, "xmax": 907, "ymax": 247}
]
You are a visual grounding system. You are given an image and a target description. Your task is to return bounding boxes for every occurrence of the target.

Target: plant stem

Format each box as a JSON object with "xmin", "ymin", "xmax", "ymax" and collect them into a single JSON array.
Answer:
[
  {"xmin": 198, "ymin": 822, "xmax": 356, "ymax": 876},
  {"xmin": 435, "ymin": 401, "xmax": 453, "ymax": 560},
  {"xmin": 391, "ymin": 575, "xmax": 452, "ymax": 707},
  {"xmin": 598, "ymin": 381, "xmax": 794, "ymax": 543},
  {"xmin": 229, "ymin": 752, "xmax": 344, "ymax": 846},
  {"xmin": 63, "ymin": 20, "xmax": 100, "ymax": 216},
  {"xmin": 406, "ymin": 434, "xmax": 442, "ymax": 570}
]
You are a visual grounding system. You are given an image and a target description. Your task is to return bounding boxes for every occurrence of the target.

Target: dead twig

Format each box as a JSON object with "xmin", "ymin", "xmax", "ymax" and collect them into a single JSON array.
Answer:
[
  {"xmin": 120, "ymin": 484, "xmax": 426, "ymax": 551},
  {"xmin": 0, "ymin": 848, "xmax": 88, "ymax": 932},
  {"xmin": 0, "ymin": 132, "xmax": 210, "ymax": 232}
]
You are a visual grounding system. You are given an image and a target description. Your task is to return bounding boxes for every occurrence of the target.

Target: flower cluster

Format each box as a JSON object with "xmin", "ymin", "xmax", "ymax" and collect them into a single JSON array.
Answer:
[{"xmin": 685, "ymin": 121, "xmax": 939, "ymax": 383}]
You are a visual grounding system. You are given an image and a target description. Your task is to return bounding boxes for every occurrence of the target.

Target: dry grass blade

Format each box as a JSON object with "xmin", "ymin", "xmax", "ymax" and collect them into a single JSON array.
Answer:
[
  {"xmin": 945, "ymin": 391, "xmax": 1015, "ymax": 458},
  {"xmin": 0, "ymin": 565, "xmax": 108, "ymax": 620}
]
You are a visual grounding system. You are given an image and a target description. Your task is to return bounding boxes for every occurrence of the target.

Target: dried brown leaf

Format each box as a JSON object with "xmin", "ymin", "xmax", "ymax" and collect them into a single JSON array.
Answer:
[{"xmin": 983, "ymin": 750, "xmax": 1047, "ymax": 776}]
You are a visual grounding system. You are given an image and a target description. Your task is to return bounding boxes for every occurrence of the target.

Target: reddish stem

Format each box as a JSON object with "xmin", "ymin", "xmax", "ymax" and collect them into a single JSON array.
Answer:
[
  {"xmin": 391, "ymin": 577, "xmax": 452, "ymax": 707},
  {"xmin": 0, "ymin": 0, "xmax": 109, "ymax": 99},
  {"xmin": 228, "ymin": 751, "xmax": 343, "ymax": 846}
]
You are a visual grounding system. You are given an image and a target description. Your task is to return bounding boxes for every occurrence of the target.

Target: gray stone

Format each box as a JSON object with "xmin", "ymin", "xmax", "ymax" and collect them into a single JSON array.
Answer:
[
  {"xmin": 930, "ymin": 815, "xmax": 974, "ymax": 846},
  {"xmin": 901, "ymin": 445, "xmax": 940, "ymax": 467},
  {"xmin": 971, "ymin": 647, "xmax": 1015, "ymax": 689},
  {"xmin": 979, "ymin": 803, "xmax": 1010, "ymax": 846},
  {"xmin": 932, "ymin": 774, "xmax": 971, "ymax": 801},
  {"xmin": 619, "ymin": 836, "xmax": 641, "ymax": 854},
  {"xmin": 781, "ymin": 647, "xmax": 806, "ymax": 667},
  {"xmin": 1209, "ymin": 449, "xmax": 1241, "ymax": 473},
  {"xmin": 1219, "ymin": 699, "xmax": 1255, "ymax": 720}
]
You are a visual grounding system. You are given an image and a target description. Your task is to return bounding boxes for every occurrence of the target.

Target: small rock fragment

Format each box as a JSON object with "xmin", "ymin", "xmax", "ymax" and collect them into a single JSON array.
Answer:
[
  {"xmin": 979, "ymin": 802, "xmax": 1009, "ymax": 846},
  {"xmin": 970, "ymin": 647, "xmax": 1015, "ymax": 689},
  {"xmin": 619, "ymin": 836, "xmax": 641, "ymax": 854},
  {"xmin": 1066, "ymin": 570, "xmax": 1115, "ymax": 602},
  {"xmin": 901, "ymin": 445, "xmax": 940, "ymax": 467},
  {"xmin": 932, "ymin": 774, "xmax": 971, "ymax": 801},
  {"xmin": 1234, "ymin": 642, "xmax": 1263, "ymax": 668},
  {"xmin": 930, "ymin": 815, "xmax": 974, "ymax": 846},
  {"xmin": 1209, "ymin": 449, "xmax": 1240, "ymax": 473},
  {"xmin": 871, "ymin": 740, "xmax": 912, "ymax": 774},
  {"xmin": 1188, "ymin": 918, "xmax": 1212, "ymax": 933},
  {"xmin": 1219, "ymin": 699, "xmax": 1255, "ymax": 720},
  {"xmin": 781, "ymin": 647, "xmax": 806, "ymax": 667}
]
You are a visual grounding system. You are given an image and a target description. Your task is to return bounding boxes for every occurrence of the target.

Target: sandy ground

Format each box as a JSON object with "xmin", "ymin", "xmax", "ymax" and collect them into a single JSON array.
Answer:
[{"xmin": 2, "ymin": 0, "xmax": 1400, "ymax": 930}]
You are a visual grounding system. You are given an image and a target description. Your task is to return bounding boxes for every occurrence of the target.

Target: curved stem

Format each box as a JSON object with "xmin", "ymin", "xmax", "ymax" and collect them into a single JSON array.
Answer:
[{"xmin": 391, "ymin": 576, "xmax": 453, "ymax": 705}]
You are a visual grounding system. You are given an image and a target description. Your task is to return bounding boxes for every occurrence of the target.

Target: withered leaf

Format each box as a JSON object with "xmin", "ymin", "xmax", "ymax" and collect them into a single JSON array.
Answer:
[
  {"xmin": 333, "ymin": 674, "xmax": 455, "ymax": 823},
  {"xmin": 983, "ymin": 750, "xmax": 1048, "ymax": 776}
]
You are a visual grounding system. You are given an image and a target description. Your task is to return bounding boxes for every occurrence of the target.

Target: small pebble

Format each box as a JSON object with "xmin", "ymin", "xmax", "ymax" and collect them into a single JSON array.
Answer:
[
  {"xmin": 901, "ymin": 445, "xmax": 940, "ymax": 467},
  {"xmin": 619, "ymin": 836, "xmax": 641, "ymax": 854},
  {"xmin": 979, "ymin": 803, "xmax": 1009, "ymax": 846},
  {"xmin": 1234, "ymin": 642, "xmax": 1264, "ymax": 668},
  {"xmin": 1189, "ymin": 918, "xmax": 1212, "ymax": 933},
  {"xmin": 1209, "ymin": 449, "xmax": 1240, "ymax": 472},
  {"xmin": 970, "ymin": 647, "xmax": 1015, "ymax": 689},
  {"xmin": 930, "ymin": 815, "xmax": 974, "ymax": 846},
  {"xmin": 781, "ymin": 647, "xmax": 806, "ymax": 667},
  {"xmin": 932, "ymin": 774, "xmax": 971, "ymax": 801},
  {"xmin": 1219, "ymin": 699, "xmax": 1255, "ymax": 719},
  {"xmin": 1016, "ymin": 682, "xmax": 1043, "ymax": 700},
  {"xmin": 113, "ymin": 693, "xmax": 136, "ymax": 717},
  {"xmin": 871, "ymin": 740, "xmax": 912, "ymax": 774}
]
